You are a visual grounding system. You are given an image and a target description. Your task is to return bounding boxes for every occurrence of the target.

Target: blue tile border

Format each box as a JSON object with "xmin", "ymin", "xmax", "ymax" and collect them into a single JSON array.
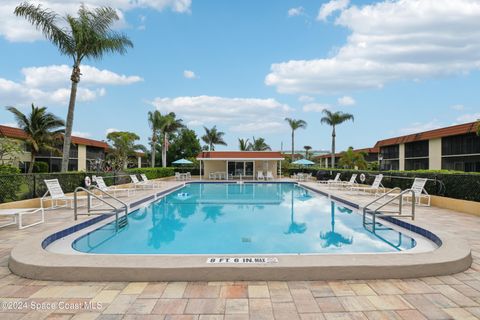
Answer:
[{"xmin": 130, "ymin": 195, "xmax": 155, "ymax": 208}]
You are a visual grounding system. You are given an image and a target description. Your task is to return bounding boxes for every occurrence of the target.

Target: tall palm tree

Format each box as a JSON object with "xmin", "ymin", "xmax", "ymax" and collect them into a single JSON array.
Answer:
[
  {"xmin": 303, "ymin": 145, "xmax": 312, "ymax": 159},
  {"xmin": 15, "ymin": 3, "xmax": 133, "ymax": 172},
  {"xmin": 147, "ymin": 110, "xmax": 162, "ymax": 167},
  {"xmin": 7, "ymin": 104, "xmax": 65, "ymax": 173},
  {"xmin": 201, "ymin": 126, "xmax": 227, "ymax": 151},
  {"xmin": 249, "ymin": 137, "xmax": 271, "ymax": 151},
  {"xmin": 320, "ymin": 110, "xmax": 354, "ymax": 168},
  {"xmin": 285, "ymin": 118, "xmax": 307, "ymax": 162},
  {"xmin": 159, "ymin": 112, "xmax": 184, "ymax": 167},
  {"xmin": 238, "ymin": 138, "xmax": 250, "ymax": 151}
]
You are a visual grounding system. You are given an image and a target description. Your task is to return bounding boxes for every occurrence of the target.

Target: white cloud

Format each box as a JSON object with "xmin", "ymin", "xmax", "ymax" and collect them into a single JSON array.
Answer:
[
  {"xmin": 106, "ymin": 128, "xmax": 119, "ymax": 135},
  {"xmin": 0, "ymin": 65, "xmax": 139, "ymax": 106},
  {"xmin": 266, "ymin": 0, "xmax": 480, "ymax": 94},
  {"xmin": 183, "ymin": 70, "xmax": 196, "ymax": 79},
  {"xmin": 337, "ymin": 96, "xmax": 355, "ymax": 106},
  {"xmin": 399, "ymin": 119, "xmax": 442, "ymax": 135},
  {"xmin": 288, "ymin": 7, "xmax": 304, "ymax": 17},
  {"xmin": 317, "ymin": 0, "xmax": 349, "ymax": 21},
  {"xmin": 456, "ymin": 113, "xmax": 480, "ymax": 123},
  {"xmin": 1, "ymin": 0, "xmax": 192, "ymax": 42},
  {"xmin": 298, "ymin": 95, "xmax": 315, "ymax": 103},
  {"xmin": 150, "ymin": 95, "xmax": 292, "ymax": 133},
  {"xmin": 1, "ymin": 122, "xmax": 18, "ymax": 128},
  {"xmin": 451, "ymin": 104, "xmax": 465, "ymax": 111},
  {"xmin": 302, "ymin": 103, "xmax": 331, "ymax": 112},
  {"xmin": 72, "ymin": 131, "xmax": 91, "ymax": 138}
]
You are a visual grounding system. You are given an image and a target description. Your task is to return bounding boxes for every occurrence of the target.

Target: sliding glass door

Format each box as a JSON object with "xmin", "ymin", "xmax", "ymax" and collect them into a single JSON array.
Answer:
[{"xmin": 227, "ymin": 161, "xmax": 254, "ymax": 178}]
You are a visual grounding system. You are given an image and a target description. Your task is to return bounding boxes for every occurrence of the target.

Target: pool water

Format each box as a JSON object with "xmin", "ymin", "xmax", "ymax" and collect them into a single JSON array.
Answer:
[{"xmin": 72, "ymin": 183, "xmax": 416, "ymax": 254}]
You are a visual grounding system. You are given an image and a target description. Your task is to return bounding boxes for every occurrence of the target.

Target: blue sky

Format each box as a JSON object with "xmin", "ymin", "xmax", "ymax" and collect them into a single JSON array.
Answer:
[{"xmin": 1, "ymin": 0, "xmax": 479, "ymax": 152}]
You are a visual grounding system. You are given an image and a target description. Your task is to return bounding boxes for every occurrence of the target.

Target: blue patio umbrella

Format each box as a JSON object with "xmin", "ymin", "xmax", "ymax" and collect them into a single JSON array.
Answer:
[
  {"xmin": 292, "ymin": 159, "xmax": 315, "ymax": 165},
  {"xmin": 172, "ymin": 158, "xmax": 193, "ymax": 165}
]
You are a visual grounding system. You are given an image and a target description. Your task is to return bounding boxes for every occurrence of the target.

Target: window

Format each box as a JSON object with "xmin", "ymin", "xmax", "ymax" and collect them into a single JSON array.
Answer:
[
  {"xmin": 442, "ymin": 155, "xmax": 480, "ymax": 172},
  {"xmin": 86, "ymin": 146, "xmax": 105, "ymax": 160},
  {"xmin": 380, "ymin": 159, "xmax": 399, "ymax": 171},
  {"xmin": 227, "ymin": 161, "xmax": 254, "ymax": 177},
  {"xmin": 405, "ymin": 140, "xmax": 429, "ymax": 158},
  {"xmin": 405, "ymin": 158, "xmax": 429, "ymax": 170},
  {"xmin": 380, "ymin": 145, "xmax": 399, "ymax": 159},
  {"xmin": 442, "ymin": 133, "xmax": 480, "ymax": 156}
]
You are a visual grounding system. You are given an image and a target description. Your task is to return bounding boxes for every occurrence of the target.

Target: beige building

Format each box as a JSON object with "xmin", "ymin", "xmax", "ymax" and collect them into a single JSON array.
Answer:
[{"xmin": 197, "ymin": 151, "xmax": 285, "ymax": 180}]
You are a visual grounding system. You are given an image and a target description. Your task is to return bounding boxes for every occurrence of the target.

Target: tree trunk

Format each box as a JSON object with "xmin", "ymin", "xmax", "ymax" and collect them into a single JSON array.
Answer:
[
  {"xmin": 291, "ymin": 130, "xmax": 294, "ymax": 162},
  {"xmin": 61, "ymin": 65, "xmax": 81, "ymax": 172},
  {"xmin": 331, "ymin": 125, "xmax": 336, "ymax": 168},
  {"xmin": 28, "ymin": 151, "xmax": 35, "ymax": 174},
  {"xmin": 162, "ymin": 133, "xmax": 168, "ymax": 168},
  {"xmin": 151, "ymin": 134, "xmax": 156, "ymax": 168}
]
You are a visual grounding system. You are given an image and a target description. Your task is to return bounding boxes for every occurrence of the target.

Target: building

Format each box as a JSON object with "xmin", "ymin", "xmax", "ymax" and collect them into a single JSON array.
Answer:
[
  {"xmin": 315, "ymin": 147, "xmax": 379, "ymax": 168},
  {"xmin": 375, "ymin": 121, "xmax": 480, "ymax": 172},
  {"xmin": 0, "ymin": 125, "xmax": 146, "ymax": 172},
  {"xmin": 197, "ymin": 151, "xmax": 285, "ymax": 179}
]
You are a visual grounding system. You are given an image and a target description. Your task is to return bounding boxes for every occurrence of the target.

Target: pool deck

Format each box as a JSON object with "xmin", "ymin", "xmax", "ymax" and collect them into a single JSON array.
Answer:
[{"xmin": 0, "ymin": 179, "xmax": 480, "ymax": 319}]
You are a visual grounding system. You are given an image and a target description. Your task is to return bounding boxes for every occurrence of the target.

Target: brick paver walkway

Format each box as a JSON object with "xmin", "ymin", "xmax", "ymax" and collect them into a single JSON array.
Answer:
[{"xmin": 1, "ymin": 181, "xmax": 479, "ymax": 319}]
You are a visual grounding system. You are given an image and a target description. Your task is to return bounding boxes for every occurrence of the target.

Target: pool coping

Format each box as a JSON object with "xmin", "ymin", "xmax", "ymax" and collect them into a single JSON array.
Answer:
[{"xmin": 9, "ymin": 181, "xmax": 472, "ymax": 281}]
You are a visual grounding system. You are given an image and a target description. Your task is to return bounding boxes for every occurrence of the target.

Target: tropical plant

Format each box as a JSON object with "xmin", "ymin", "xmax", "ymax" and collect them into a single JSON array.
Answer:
[
  {"xmin": 201, "ymin": 126, "xmax": 227, "ymax": 151},
  {"xmin": 106, "ymin": 131, "xmax": 144, "ymax": 171},
  {"xmin": 7, "ymin": 104, "xmax": 64, "ymax": 173},
  {"xmin": 0, "ymin": 138, "xmax": 23, "ymax": 166},
  {"xmin": 238, "ymin": 138, "xmax": 250, "ymax": 151},
  {"xmin": 303, "ymin": 145, "xmax": 312, "ymax": 159},
  {"xmin": 476, "ymin": 120, "xmax": 480, "ymax": 136},
  {"xmin": 338, "ymin": 147, "xmax": 367, "ymax": 170},
  {"xmin": 147, "ymin": 110, "xmax": 163, "ymax": 167},
  {"xmin": 249, "ymin": 137, "xmax": 271, "ymax": 151},
  {"xmin": 167, "ymin": 128, "xmax": 201, "ymax": 164},
  {"xmin": 15, "ymin": 3, "xmax": 133, "ymax": 172},
  {"xmin": 285, "ymin": 118, "xmax": 307, "ymax": 162},
  {"xmin": 159, "ymin": 112, "xmax": 184, "ymax": 167},
  {"xmin": 320, "ymin": 110, "xmax": 354, "ymax": 168}
]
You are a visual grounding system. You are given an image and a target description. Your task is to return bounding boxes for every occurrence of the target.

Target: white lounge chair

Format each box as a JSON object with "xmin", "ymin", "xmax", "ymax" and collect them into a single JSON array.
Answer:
[
  {"xmin": 185, "ymin": 172, "xmax": 192, "ymax": 180},
  {"xmin": 349, "ymin": 174, "xmax": 384, "ymax": 195},
  {"xmin": 0, "ymin": 208, "xmax": 44, "ymax": 229},
  {"xmin": 330, "ymin": 174, "xmax": 358, "ymax": 189},
  {"xmin": 95, "ymin": 176, "xmax": 136, "ymax": 197},
  {"xmin": 130, "ymin": 175, "xmax": 156, "ymax": 189},
  {"xmin": 318, "ymin": 173, "xmax": 341, "ymax": 184},
  {"xmin": 257, "ymin": 171, "xmax": 265, "ymax": 181},
  {"xmin": 388, "ymin": 178, "xmax": 431, "ymax": 206},
  {"xmin": 266, "ymin": 171, "xmax": 274, "ymax": 181},
  {"xmin": 41, "ymin": 179, "xmax": 88, "ymax": 209},
  {"xmin": 175, "ymin": 172, "xmax": 183, "ymax": 181},
  {"xmin": 140, "ymin": 174, "xmax": 162, "ymax": 188}
]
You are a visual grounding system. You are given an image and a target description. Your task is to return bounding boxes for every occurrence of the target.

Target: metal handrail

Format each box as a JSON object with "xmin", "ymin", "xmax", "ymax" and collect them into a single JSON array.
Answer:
[
  {"xmin": 363, "ymin": 187, "xmax": 401, "ymax": 210},
  {"xmin": 363, "ymin": 188, "xmax": 416, "ymax": 228},
  {"xmin": 74, "ymin": 186, "xmax": 128, "ymax": 230}
]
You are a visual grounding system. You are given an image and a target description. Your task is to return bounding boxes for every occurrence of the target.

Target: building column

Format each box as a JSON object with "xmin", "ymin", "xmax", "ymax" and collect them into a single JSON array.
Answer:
[
  {"xmin": 399, "ymin": 143, "xmax": 405, "ymax": 171},
  {"xmin": 78, "ymin": 145, "xmax": 87, "ymax": 171},
  {"xmin": 137, "ymin": 156, "xmax": 142, "ymax": 168},
  {"xmin": 429, "ymin": 138, "xmax": 442, "ymax": 170}
]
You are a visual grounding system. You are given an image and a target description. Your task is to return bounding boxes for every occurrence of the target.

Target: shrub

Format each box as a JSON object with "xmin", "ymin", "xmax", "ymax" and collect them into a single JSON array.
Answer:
[
  {"xmin": 126, "ymin": 167, "xmax": 175, "ymax": 180},
  {"xmin": 0, "ymin": 165, "xmax": 22, "ymax": 203},
  {"xmin": 33, "ymin": 161, "xmax": 49, "ymax": 173}
]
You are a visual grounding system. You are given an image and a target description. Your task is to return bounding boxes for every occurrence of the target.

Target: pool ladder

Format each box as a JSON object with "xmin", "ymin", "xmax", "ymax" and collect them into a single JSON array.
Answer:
[
  {"xmin": 74, "ymin": 186, "xmax": 129, "ymax": 231},
  {"xmin": 362, "ymin": 187, "xmax": 416, "ymax": 232}
]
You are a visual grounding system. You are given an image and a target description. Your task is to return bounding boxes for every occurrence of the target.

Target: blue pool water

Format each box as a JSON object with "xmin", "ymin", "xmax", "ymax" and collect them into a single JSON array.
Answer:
[{"xmin": 72, "ymin": 183, "xmax": 416, "ymax": 254}]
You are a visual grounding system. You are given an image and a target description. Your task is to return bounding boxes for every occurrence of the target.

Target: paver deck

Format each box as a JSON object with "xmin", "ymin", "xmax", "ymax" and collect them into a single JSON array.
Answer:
[{"xmin": 0, "ymin": 179, "xmax": 479, "ymax": 319}]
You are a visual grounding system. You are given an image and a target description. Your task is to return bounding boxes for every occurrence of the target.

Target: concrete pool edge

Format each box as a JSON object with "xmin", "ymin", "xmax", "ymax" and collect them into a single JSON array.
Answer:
[{"xmin": 8, "ymin": 181, "xmax": 473, "ymax": 281}]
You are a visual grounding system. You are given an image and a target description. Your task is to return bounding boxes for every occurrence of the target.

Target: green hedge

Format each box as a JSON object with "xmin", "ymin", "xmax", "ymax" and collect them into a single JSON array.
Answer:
[
  {"xmin": 0, "ymin": 165, "xmax": 22, "ymax": 203},
  {"xmin": 126, "ymin": 167, "xmax": 175, "ymax": 180},
  {"xmin": 288, "ymin": 167, "xmax": 480, "ymax": 202}
]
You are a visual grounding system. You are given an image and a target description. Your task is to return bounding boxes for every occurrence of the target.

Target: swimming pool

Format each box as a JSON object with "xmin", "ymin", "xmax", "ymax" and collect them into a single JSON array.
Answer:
[{"xmin": 72, "ymin": 182, "xmax": 416, "ymax": 254}]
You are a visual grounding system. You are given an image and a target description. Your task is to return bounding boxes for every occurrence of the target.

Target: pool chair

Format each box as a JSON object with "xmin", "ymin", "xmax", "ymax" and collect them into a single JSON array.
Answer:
[
  {"xmin": 0, "ymin": 207, "xmax": 44, "ymax": 229},
  {"xmin": 266, "ymin": 171, "xmax": 274, "ymax": 181},
  {"xmin": 41, "ymin": 179, "xmax": 88, "ymax": 209},
  {"xmin": 140, "ymin": 174, "xmax": 163, "ymax": 188},
  {"xmin": 348, "ymin": 174, "xmax": 385, "ymax": 196},
  {"xmin": 185, "ymin": 172, "xmax": 192, "ymax": 180},
  {"xmin": 257, "ymin": 171, "xmax": 265, "ymax": 181},
  {"xmin": 330, "ymin": 174, "xmax": 357, "ymax": 189},
  {"xmin": 130, "ymin": 175, "xmax": 157, "ymax": 189},
  {"xmin": 175, "ymin": 172, "xmax": 183, "ymax": 181},
  {"xmin": 387, "ymin": 177, "xmax": 431, "ymax": 206},
  {"xmin": 318, "ymin": 172, "xmax": 341, "ymax": 185},
  {"xmin": 94, "ymin": 176, "xmax": 136, "ymax": 197}
]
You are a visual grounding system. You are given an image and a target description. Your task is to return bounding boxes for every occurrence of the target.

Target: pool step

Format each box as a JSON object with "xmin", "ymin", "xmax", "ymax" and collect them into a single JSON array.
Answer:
[{"xmin": 117, "ymin": 215, "xmax": 128, "ymax": 229}]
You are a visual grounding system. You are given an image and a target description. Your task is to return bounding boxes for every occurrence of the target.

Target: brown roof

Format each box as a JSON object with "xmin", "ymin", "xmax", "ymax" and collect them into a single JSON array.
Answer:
[
  {"xmin": 375, "ymin": 122, "xmax": 478, "ymax": 147},
  {"xmin": 314, "ymin": 147, "xmax": 379, "ymax": 159},
  {"xmin": 197, "ymin": 151, "xmax": 284, "ymax": 160},
  {"xmin": 0, "ymin": 125, "xmax": 108, "ymax": 149}
]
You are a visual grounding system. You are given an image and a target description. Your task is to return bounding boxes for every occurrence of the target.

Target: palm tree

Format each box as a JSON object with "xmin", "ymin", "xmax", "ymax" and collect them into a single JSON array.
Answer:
[
  {"xmin": 338, "ymin": 147, "xmax": 367, "ymax": 170},
  {"xmin": 201, "ymin": 126, "xmax": 227, "ymax": 151},
  {"xmin": 303, "ymin": 145, "xmax": 312, "ymax": 159},
  {"xmin": 7, "ymin": 104, "xmax": 65, "ymax": 173},
  {"xmin": 15, "ymin": 3, "xmax": 133, "ymax": 172},
  {"xmin": 285, "ymin": 118, "xmax": 307, "ymax": 162},
  {"xmin": 320, "ymin": 110, "xmax": 354, "ymax": 168},
  {"xmin": 249, "ymin": 137, "xmax": 271, "ymax": 151},
  {"xmin": 147, "ymin": 110, "xmax": 162, "ymax": 167},
  {"xmin": 159, "ymin": 112, "xmax": 184, "ymax": 167},
  {"xmin": 238, "ymin": 138, "xmax": 250, "ymax": 151}
]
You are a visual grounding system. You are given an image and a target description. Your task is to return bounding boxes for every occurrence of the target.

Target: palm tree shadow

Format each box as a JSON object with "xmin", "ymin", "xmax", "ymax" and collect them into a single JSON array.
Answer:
[
  {"xmin": 148, "ymin": 202, "xmax": 185, "ymax": 249},
  {"xmin": 285, "ymin": 189, "xmax": 307, "ymax": 235},
  {"xmin": 319, "ymin": 202, "xmax": 353, "ymax": 248},
  {"xmin": 202, "ymin": 205, "xmax": 224, "ymax": 222}
]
